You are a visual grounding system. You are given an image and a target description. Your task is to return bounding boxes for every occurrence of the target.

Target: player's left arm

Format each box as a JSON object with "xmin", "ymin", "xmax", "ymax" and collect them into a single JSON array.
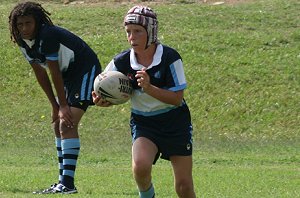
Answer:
[{"xmin": 135, "ymin": 67, "xmax": 184, "ymax": 106}]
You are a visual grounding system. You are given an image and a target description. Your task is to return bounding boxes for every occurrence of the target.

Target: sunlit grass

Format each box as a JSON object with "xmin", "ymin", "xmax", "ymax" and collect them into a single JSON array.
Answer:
[{"xmin": 0, "ymin": 0, "xmax": 299, "ymax": 197}]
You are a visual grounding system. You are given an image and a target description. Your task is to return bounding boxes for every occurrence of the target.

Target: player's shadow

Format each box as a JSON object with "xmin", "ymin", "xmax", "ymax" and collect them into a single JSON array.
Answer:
[
  {"xmin": 8, "ymin": 188, "xmax": 33, "ymax": 194},
  {"xmin": 103, "ymin": 192, "xmax": 138, "ymax": 196}
]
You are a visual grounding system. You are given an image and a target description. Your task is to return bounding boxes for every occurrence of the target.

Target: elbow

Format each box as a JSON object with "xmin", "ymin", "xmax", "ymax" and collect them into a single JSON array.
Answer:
[
  {"xmin": 173, "ymin": 91, "xmax": 184, "ymax": 106},
  {"xmin": 173, "ymin": 99, "xmax": 183, "ymax": 106}
]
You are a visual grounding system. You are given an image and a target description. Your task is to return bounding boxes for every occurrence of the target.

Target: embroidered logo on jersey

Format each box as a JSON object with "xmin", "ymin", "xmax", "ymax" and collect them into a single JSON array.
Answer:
[
  {"xmin": 154, "ymin": 71, "xmax": 161, "ymax": 78},
  {"xmin": 127, "ymin": 73, "xmax": 134, "ymax": 80},
  {"xmin": 186, "ymin": 143, "xmax": 191, "ymax": 150}
]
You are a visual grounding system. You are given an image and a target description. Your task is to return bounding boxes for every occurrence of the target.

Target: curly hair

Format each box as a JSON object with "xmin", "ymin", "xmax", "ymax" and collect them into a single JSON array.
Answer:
[{"xmin": 8, "ymin": 1, "xmax": 53, "ymax": 46}]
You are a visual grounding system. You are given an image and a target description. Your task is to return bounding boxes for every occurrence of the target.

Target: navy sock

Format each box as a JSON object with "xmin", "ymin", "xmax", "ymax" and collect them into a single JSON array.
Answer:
[
  {"xmin": 55, "ymin": 137, "xmax": 63, "ymax": 183},
  {"xmin": 61, "ymin": 138, "xmax": 80, "ymax": 189}
]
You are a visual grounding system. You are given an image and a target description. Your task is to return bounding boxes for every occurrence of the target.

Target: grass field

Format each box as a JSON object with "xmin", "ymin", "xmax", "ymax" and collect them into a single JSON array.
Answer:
[{"xmin": 0, "ymin": 0, "xmax": 299, "ymax": 197}]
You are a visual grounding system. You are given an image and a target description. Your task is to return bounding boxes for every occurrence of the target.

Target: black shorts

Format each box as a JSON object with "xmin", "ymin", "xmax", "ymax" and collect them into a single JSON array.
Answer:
[
  {"xmin": 63, "ymin": 60, "xmax": 101, "ymax": 111},
  {"xmin": 130, "ymin": 106, "xmax": 193, "ymax": 164}
]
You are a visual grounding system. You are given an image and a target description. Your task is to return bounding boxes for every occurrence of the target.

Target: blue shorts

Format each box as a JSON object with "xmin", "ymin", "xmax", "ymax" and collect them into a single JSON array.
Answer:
[
  {"xmin": 63, "ymin": 60, "xmax": 101, "ymax": 111},
  {"xmin": 130, "ymin": 105, "xmax": 193, "ymax": 164}
]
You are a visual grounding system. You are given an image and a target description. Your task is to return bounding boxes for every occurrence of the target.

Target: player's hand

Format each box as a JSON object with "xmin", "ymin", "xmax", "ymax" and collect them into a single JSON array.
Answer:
[
  {"xmin": 136, "ymin": 67, "xmax": 150, "ymax": 90},
  {"xmin": 92, "ymin": 91, "xmax": 112, "ymax": 107},
  {"xmin": 59, "ymin": 105, "xmax": 74, "ymax": 128}
]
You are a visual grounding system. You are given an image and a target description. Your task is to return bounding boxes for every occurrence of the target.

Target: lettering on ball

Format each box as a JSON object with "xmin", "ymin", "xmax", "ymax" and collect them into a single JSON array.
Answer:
[{"xmin": 119, "ymin": 78, "xmax": 132, "ymax": 94}]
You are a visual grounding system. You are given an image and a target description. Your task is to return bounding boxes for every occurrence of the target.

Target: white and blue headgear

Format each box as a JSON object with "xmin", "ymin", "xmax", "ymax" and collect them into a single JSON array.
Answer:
[{"xmin": 124, "ymin": 6, "xmax": 158, "ymax": 49}]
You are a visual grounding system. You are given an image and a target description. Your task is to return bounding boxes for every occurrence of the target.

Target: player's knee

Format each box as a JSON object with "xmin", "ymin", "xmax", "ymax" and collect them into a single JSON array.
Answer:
[
  {"xmin": 60, "ymin": 126, "xmax": 70, "ymax": 136},
  {"xmin": 132, "ymin": 160, "xmax": 151, "ymax": 177},
  {"xmin": 175, "ymin": 179, "xmax": 194, "ymax": 197},
  {"xmin": 59, "ymin": 124, "xmax": 78, "ymax": 138}
]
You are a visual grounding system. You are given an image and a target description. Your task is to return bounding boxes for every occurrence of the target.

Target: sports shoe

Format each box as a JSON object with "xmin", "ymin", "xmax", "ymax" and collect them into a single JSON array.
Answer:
[
  {"xmin": 52, "ymin": 183, "xmax": 78, "ymax": 194},
  {"xmin": 33, "ymin": 183, "xmax": 58, "ymax": 194}
]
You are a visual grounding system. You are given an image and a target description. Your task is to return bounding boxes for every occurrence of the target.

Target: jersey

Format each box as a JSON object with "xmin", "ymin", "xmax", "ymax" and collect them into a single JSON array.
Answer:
[
  {"xmin": 19, "ymin": 24, "xmax": 100, "ymax": 76},
  {"xmin": 105, "ymin": 44, "xmax": 188, "ymax": 116},
  {"xmin": 19, "ymin": 24, "xmax": 101, "ymax": 107}
]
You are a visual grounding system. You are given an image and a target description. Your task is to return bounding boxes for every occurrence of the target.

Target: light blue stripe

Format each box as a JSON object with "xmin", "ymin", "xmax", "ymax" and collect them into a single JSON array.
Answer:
[
  {"xmin": 63, "ymin": 170, "xmax": 75, "ymax": 177},
  {"xmin": 169, "ymin": 84, "xmax": 186, "ymax": 91},
  {"xmin": 55, "ymin": 138, "xmax": 61, "ymax": 147},
  {"xmin": 46, "ymin": 57, "xmax": 58, "ymax": 61},
  {"xmin": 46, "ymin": 53, "xmax": 59, "ymax": 60},
  {"xmin": 170, "ymin": 63, "xmax": 180, "ymax": 86},
  {"xmin": 81, "ymin": 73, "xmax": 88, "ymax": 100},
  {"xmin": 62, "ymin": 138, "xmax": 80, "ymax": 149},
  {"xmin": 189, "ymin": 125, "xmax": 193, "ymax": 143},
  {"xmin": 63, "ymin": 159, "xmax": 77, "ymax": 166},
  {"xmin": 58, "ymin": 163, "xmax": 63, "ymax": 169},
  {"xmin": 57, "ymin": 150, "xmax": 62, "ymax": 158},
  {"xmin": 131, "ymin": 106, "xmax": 177, "ymax": 116},
  {"xmin": 63, "ymin": 149, "xmax": 80, "ymax": 155},
  {"xmin": 132, "ymin": 124, "xmax": 137, "ymax": 142},
  {"xmin": 87, "ymin": 65, "xmax": 96, "ymax": 100}
]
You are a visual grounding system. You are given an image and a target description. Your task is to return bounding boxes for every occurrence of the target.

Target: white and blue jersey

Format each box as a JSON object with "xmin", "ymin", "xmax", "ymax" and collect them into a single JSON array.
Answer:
[
  {"xmin": 105, "ymin": 44, "xmax": 193, "ymax": 161},
  {"xmin": 105, "ymin": 44, "xmax": 188, "ymax": 116},
  {"xmin": 19, "ymin": 24, "xmax": 101, "ymax": 108}
]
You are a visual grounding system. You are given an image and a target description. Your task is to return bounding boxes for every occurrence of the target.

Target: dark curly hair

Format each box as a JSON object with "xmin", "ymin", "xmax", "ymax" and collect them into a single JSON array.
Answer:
[{"xmin": 8, "ymin": 1, "xmax": 53, "ymax": 46}]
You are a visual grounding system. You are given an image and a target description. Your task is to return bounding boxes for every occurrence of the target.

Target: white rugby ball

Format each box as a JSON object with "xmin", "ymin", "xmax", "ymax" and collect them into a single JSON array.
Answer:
[{"xmin": 93, "ymin": 71, "xmax": 133, "ymax": 105}]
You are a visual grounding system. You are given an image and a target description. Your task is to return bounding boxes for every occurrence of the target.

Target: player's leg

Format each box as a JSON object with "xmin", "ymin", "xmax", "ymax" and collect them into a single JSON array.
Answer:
[
  {"xmin": 53, "ymin": 119, "xmax": 63, "ymax": 184},
  {"xmin": 33, "ymin": 118, "xmax": 63, "ymax": 194},
  {"xmin": 54, "ymin": 62, "xmax": 99, "ymax": 193},
  {"xmin": 53, "ymin": 106, "xmax": 85, "ymax": 193},
  {"xmin": 170, "ymin": 155, "xmax": 196, "ymax": 198},
  {"xmin": 132, "ymin": 137, "xmax": 158, "ymax": 198},
  {"xmin": 56, "ymin": 60, "xmax": 100, "ymax": 192}
]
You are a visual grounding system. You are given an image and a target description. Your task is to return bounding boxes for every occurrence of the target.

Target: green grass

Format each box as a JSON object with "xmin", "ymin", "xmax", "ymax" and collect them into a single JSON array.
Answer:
[{"xmin": 0, "ymin": 0, "xmax": 299, "ymax": 197}]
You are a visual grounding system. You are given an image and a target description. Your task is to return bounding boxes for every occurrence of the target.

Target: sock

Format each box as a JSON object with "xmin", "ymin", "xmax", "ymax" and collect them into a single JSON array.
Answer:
[
  {"xmin": 55, "ymin": 137, "xmax": 63, "ymax": 183},
  {"xmin": 139, "ymin": 183, "xmax": 155, "ymax": 198},
  {"xmin": 61, "ymin": 138, "xmax": 80, "ymax": 189}
]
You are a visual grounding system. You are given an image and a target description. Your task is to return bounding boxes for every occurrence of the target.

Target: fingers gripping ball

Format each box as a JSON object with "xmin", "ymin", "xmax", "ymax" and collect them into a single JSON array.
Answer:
[{"xmin": 94, "ymin": 71, "xmax": 133, "ymax": 105}]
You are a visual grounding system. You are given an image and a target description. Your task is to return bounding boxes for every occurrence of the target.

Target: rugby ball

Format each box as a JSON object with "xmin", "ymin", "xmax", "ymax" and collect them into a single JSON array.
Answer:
[{"xmin": 93, "ymin": 71, "xmax": 133, "ymax": 105}]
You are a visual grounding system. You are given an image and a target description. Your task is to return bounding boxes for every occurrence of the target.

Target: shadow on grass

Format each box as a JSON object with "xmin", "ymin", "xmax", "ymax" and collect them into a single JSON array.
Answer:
[
  {"xmin": 9, "ymin": 188, "xmax": 33, "ymax": 194},
  {"xmin": 101, "ymin": 192, "xmax": 137, "ymax": 196}
]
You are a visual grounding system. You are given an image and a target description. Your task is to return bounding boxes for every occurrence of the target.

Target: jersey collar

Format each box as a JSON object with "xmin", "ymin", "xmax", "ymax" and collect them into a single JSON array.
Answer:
[
  {"xmin": 23, "ymin": 39, "xmax": 35, "ymax": 48},
  {"xmin": 130, "ymin": 44, "xmax": 163, "ymax": 70}
]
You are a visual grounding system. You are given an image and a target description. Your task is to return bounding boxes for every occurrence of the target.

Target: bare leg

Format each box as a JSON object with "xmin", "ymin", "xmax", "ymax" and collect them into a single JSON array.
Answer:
[
  {"xmin": 170, "ymin": 155, "xmax": 196, "ymax": 198},
  {"xmin": 132, "ymin": 137, "xmax": 158, "ymax": 191}
]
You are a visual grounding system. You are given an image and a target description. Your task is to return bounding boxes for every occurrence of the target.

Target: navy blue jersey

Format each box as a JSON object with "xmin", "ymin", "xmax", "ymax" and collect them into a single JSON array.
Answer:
[
  {"xmin": 105, "ymin": 44, "xmax": 193, "ymax": 160},
  {"xmin": 20, "ymin": 24, "xmax": 99, "ymax": 76},
  {"xmin": 105, "ymin": 44, "xmax": 189, "ymax": 116},
  {"xmin": 19, "ymin": 24, "xmax": 101, "ymax": 107}
]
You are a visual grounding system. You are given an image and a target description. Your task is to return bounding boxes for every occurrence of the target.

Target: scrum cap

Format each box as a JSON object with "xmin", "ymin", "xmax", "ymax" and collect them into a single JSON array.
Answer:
[{"xmin": 124, "ymin": 6, "xmax": 158, "ymax": 48}]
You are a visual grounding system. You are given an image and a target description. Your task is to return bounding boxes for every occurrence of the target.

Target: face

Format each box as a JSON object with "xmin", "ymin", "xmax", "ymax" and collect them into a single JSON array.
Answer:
[
  {"xmin": 16, "ymin": 15, "xmax": 36, "ymax": 40},
  {"xmin": 125, "ymin": 24, "xmax": 147, "ymax": 52}
]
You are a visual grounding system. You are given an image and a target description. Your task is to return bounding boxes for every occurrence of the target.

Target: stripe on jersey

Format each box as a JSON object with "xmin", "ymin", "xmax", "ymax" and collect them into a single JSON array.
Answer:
[
  {"xmin": 81, "ymin": 73, "xmax": 88, "ymax": 100},
  {"xmin": 169, "ymin": 59, "xmax": 186, "ymax": 87},
  {"xmin": 87, "ymin": 66, "xmax": 96, "ymax": 100},
  {"xmin": 132, "ymin": 106, "xmax": 177, "ymax": 116},
  {"xmin": 46, "ymin": 52, "xmax": 59, "ymax": 61}
]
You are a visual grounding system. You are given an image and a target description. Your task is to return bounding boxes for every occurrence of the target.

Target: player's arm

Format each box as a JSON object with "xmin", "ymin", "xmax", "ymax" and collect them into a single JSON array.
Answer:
[
  {"xmin": 136, "ymin": 68, "xmax": 183, "ymax": 106},
  {"xmin": 30, "ymin": 63, "xmax": 59, "ymax": 121},
  {"xmin": 47, "ymin": 60, "xmax": 73, "ymax": 127}
]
